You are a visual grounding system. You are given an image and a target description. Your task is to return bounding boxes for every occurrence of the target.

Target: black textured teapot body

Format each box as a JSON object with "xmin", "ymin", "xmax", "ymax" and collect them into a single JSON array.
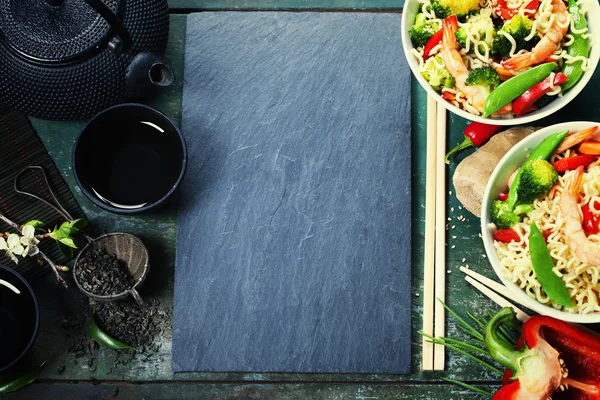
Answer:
[{"xmin": 0, "ymin": 0, "xmax": 172, "ymax": 121}]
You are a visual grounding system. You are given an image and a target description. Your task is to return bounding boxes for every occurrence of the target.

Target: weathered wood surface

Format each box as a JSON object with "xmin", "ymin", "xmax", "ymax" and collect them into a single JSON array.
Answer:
[
  {"xmin": 16, "ymin": 7, "xmax": 600, "ymax": 399},
  {"xmin": 168, "ymin": 0, "xmax": 404, "ymax": 10}
]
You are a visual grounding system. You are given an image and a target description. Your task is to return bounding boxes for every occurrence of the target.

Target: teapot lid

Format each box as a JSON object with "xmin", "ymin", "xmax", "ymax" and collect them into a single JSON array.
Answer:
[{"xmin": 0, "ymin": 0, "xmax": 123, "ymax": 64}]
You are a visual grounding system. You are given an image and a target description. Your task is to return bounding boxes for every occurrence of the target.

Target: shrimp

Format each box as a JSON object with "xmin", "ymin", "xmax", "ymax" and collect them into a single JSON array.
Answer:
[
  {"xmin": 441, "ymin": 15, "xmax": 513, "ymax": 115},
  {"xmin": 560, "ymin": 166, "xmax": 600, "ymax": 266},
  {"xmin": 503, "ymin": 0, "xmax": 569, "ymax": 71},
  {"xmin": 440, "ymin": 15, "xmax": 488, "ymax": 114}
]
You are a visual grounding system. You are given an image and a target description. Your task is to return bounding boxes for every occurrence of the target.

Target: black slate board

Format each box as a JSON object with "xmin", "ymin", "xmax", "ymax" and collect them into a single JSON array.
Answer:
[
  {"xmin": 174, "ymin": 12, "xmax": 412, "ymax": 374},
  {"xmin": 0, "ymin": 104, "xmax": 85, "ymax": 280}
]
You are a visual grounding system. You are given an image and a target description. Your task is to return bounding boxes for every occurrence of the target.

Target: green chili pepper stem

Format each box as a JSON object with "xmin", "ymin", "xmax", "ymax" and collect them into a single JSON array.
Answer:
[
  {"xmin": 0, "ymin": 362, "xmax": 45, "ymax": 393},
  {"xmin": 484, "ymin": 308, "xmax": 531, "ymax": 374},
  {"xmin": 445, "ymin": 137, "xmax": 474, "ymax": 164},
  {"xmin": 529, "ymin": 223, "xmax": 574, "ymax": 307},
  {"xmin": 441, "ymin": 378, "xmax": 494, "ymax": 397},
  {"xmin": 562, "ymin": 0, "xmax": 589, "ymax": 91},
  {"xmin": 482, "ymin": 63, "xmax": 558, "ymax": 118},
  {"xmin": 506, "ymin": 130, "xmax": 569, "ymax": 209}
]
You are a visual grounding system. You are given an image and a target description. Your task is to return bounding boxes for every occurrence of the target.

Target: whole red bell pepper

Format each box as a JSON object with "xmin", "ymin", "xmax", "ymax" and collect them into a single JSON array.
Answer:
[
  {"xmin": 486, "ymin": 308, "xmax": 600, "ymax": 400},
  {"xmin": 423, "ymin": 29, "xmax": 443, "ymax": 61},
  {"xmin": 513, "ymin": 73, "xmax": 569, "ymax": 116}
]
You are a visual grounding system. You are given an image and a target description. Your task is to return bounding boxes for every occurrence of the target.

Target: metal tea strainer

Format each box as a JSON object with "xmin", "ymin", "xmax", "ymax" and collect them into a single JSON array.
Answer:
[{"xmin": 15, "ymin": 166, "xmax": 149, "ymax": 305}]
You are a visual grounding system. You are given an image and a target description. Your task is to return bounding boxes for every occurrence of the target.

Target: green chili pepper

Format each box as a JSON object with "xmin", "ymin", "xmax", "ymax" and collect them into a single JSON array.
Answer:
[
  {"xmin": 0, "ymin": 362, "xmax": 45, "ymax": 393},
  {"xmin": 506, "ymin": 130, "xmax": 569, "ymax": 209},
  {"xmin": 89, "ymin": 307, "xmax": 138, "ymax": 351},
  {"xmin": 561, "ymin": 0, "xmax": 589, "ymax": 91},
  {"xmin": 482, "ymin": 63, "xmax": 558, "ymax": 118},
  {"xmin": 529, "ymin": 223, "xmax": 573, "ymax": 308}
]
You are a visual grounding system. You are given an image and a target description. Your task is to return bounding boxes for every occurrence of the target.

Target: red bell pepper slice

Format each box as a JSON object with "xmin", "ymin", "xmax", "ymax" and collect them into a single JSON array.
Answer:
[
  {"xmin": 493, "ymin": 229, "xmax": 521, "ymax": 244},
  {"xmin": 487, "ymin": 309, "xmax": 600, "ymax": 400},
  {"xmin": 498, "ymin": 193, "xmax": 508, "ymax": 201},
  {"xmin": 423, "ymin": 29, "xmax": 443, "ymax": 61},
  {"xmin": 513, "ymin": 73, "xmax": 569, "ymax": 116},
  {"xmin": 552, "ymin": 154, "xmax": 596, "ymax": 172},
  {"xmin": 490, "ymin": 0, "xmax": 539, "ymax": 20},
  {"xmin": 583, "ymin": 202, "xmax": 600, "ymax": 235}
]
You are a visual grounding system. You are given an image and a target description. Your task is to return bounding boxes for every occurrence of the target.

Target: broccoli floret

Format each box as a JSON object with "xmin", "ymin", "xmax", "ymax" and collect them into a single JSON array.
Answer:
[
  {"xmin": 491, "ymin": 200, "xmax": 521, "ymax": 229},
  {"xmin": 432, "ymin": 0, "xmax": 481, "ymax": 19},
  {"xmin": 466, "ymin": 66, "xmax": 501, "ymax": 91},
  {"xmin": 421, "ymin": 55, "xmax": 456, "ymax": 92},
  {"xmin": 493, "ymin": 14, "xmax": 540, "ymax": 58},
  {"xmin": 409, "ymin": 13, "xmax": 441, "ymax": 48},
  {"xmin": 456, "ymin": 28, "xmax": 468, "ymax": 47},
  {"xmin": 516, "ymin": 160, "xmax": 558, "ymax": 204}
]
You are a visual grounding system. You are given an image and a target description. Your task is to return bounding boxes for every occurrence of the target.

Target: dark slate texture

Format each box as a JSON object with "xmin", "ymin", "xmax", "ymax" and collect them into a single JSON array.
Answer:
[{"xmin": 174, "ymin": 12, "xmax": 412, "ymax": 374}]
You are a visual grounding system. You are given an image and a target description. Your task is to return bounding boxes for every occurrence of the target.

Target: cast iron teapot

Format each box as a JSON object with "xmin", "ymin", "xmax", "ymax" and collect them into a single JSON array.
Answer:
[{"xmin": 0, "ymin": 0, "xmax": 173, "ymax": 121}]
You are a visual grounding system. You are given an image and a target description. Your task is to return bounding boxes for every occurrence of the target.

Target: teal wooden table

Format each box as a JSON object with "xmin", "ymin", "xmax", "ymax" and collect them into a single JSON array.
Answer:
[{"xmin": 5, "ymin": 3, "xmax": 600, "ymax": 399}]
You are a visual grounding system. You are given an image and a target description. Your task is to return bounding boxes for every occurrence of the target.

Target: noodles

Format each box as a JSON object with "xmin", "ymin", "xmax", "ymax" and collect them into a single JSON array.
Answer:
[{"xmin": 494, "ymin": 162, "xmax": 600, "ymax": 314}]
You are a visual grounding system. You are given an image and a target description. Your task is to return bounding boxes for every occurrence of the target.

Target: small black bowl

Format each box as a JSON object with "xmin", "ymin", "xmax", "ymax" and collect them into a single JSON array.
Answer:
[
  {"xmin": 73, "ymin": 103, "xmax": 187, "ymax": 214},
  {"xmin": 0, "ymin": 265, "xmax": 39, "ymax": 373}
]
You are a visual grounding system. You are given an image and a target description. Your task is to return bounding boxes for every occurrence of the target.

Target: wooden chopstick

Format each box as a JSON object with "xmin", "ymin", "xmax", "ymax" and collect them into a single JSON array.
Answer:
[
  {"xmin": 463, "ymin": 274, "xmax": 530, "ymax": 323},
  {"xmin": 422, "ymin": 95, "xmax": 438, "ymax": 371},
  {"xmin": 433, "ymin": 103, "xmax": 447, "ymax": 370}
]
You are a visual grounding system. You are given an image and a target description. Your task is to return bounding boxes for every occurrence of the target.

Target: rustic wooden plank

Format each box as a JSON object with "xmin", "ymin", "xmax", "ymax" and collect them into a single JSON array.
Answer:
[
  {"xmin": 4, "ymin": 382, "xmax": 499, "ymax": 399},
  {"xmin": 168, "ymin": 0, "xmax": 404, "ymax": 10}
]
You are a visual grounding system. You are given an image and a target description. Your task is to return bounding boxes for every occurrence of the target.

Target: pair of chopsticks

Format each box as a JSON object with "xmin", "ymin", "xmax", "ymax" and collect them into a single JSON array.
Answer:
[
  {"xmin": 422, "ymin": 95, "xmax": 448, "ymax": 371},
  {"xmin": 461, "ymin": 267, "xmax": 530, "ymax": 323}
]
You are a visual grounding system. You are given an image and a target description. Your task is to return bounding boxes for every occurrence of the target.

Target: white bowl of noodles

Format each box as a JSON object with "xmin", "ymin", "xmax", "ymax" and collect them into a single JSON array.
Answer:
[
  {"xmin": 401, "ymin": 0, "xmax": 600, "ymax": 125},
  {"xmin": 482, "ymin": 122, "xmax": 600, "ymax": 323}
]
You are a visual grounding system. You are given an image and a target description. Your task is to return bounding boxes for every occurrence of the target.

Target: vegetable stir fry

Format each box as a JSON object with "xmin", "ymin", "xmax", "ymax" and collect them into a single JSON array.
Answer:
[{"xmin": 409, "ymin": 0, "xmax": 593, "ymax": 118}]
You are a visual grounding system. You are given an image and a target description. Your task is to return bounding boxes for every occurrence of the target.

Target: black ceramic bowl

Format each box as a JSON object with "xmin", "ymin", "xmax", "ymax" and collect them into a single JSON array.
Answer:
[
  {"xmin": 0, "ymin": 265, "xmax": 39, "ymax": 373},
  {"xmin": 73, "ymin": 104, "xmax": 187, "ymax": 214}
]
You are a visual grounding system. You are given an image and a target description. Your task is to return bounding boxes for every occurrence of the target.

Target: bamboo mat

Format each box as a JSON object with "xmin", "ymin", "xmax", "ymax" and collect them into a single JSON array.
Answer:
[{"xmin": 0, "ymin": 104, "xmax": 84, "ymax": 281}]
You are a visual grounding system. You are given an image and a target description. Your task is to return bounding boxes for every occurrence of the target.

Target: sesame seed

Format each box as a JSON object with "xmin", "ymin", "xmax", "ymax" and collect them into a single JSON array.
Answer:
[
  {"xmin": 447, "ymin": 270, "xmax": 452, "ymax": 274},
  {"xmin": 449, "ymin": 191, "xmax": 453, "ymax": 196},
  {"xmin": 452, "ymin": 235, "xmax": 457, "ymax": 239},
  {"xmin": 415, "ymin": 293, "xmax": 420, "ymax": 297},
  {"xmin": 451, "ymin": 245, "xmax": 456, "ymax": 249},
  {"xmin": 447, "ymin": 217, "xmax": 452, "ymax": 221},
  {"xmin": 462, "ymin": 258, "xmax": 466, "ymax": 262},
  {"xmin": 451, "ymin": 207, "xmax": 455, "ymax": 212},
  {"xmin": 451, "ymin": 225, "xmax": 456, "ymax": 229}
]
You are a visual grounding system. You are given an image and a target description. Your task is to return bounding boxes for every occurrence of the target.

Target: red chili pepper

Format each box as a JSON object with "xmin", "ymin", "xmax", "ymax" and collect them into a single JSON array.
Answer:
[
  {"xmin": 488, "ymin": 309, "xmax": 600, "ymax": 400},
  {"xmin": 542, "ymin": 229, "xmax": 552, "ymax": 243},
  {"xmin": 444, "ymin": 122, "xmax": 503, "ymax": 163},
  {"xmin": 498, "ymin": 193, "xmax": 508, "ymax": 201},
  {"xmin": 490, "ymin": 0, "xmax": 539, "ymax": 20},
  {"xmin": 552, "ymin": 154, "xmax": 596, "ymax": 172},
  {"xmin": 423, "ymin": 29, "xmax": 443, "ymax": 61},
  {"xmin": 513, "ymin": 73, "xmax": 569, "ymax": 116},
  {"xmin": 441, "ymin": 91, "xmax": 456, "ymax": 101},
  {"xmin": 493, "ymin": 229, "xmax": 521, "ymax": 244},
  {"xmin": 582, "ymin": 203, "xmax": 600, "ymax": 235}
]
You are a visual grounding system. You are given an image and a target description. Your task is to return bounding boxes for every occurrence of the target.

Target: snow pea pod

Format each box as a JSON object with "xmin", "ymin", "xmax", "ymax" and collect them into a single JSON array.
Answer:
[
  {"xmin": 506, "ymin": 129, "xmax": 568, "ymax": 209},
  {"xmin": 561, "ymin": 0, "xmax": 589, "ymax": 91},
  {"xmin": 482, "ymin": 62, "xmax": 557, "ymax": 118},
  {"xmin": 529, "ymin": 223, "xmax": 573, "ymax": 308},
  {"xmin": 0, "ymin": 362, "xmax": 45, "ymax": 393}
]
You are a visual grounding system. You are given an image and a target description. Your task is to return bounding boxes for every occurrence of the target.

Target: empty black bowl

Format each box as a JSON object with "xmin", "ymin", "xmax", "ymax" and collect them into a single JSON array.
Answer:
[
  {"xmin": 73, "ymin": 103, "xmax": 187, "ymax": 214},
  {"xmin": 0, "ymin": 265, "xmax": 39, "ymax": 373}
]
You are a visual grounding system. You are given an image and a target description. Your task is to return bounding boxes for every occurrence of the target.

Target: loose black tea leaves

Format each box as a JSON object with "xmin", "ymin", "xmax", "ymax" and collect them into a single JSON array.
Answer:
[{"xmin": 76, "ymin": 248, "xmax": 134, "ymax": 296}]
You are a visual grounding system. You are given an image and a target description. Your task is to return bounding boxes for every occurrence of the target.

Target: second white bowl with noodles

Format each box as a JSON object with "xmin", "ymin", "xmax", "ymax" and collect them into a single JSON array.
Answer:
[
  {"xmin": 400, "ymin": 0, "xmax": 600, "ymax": 125},
  {"xmin": 481, "ymin": 122, "xmax": 600, "ymax": 323}
]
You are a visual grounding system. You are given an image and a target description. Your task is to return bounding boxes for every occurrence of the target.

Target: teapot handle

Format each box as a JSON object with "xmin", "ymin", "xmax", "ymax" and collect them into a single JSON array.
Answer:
[{"xmin": 83, "ymin": 0, "xmax": 132, "ymax": 51}]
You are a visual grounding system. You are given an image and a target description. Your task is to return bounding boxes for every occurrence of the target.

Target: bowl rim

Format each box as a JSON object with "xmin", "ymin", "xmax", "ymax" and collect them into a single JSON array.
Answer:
[
  {"xmin": 72, "ymin": 232, "xmax": 150, "ymax": 301},
  {"xmin": 72, "ymin": 103, "xmax": 188, "ymax": 215},
  {"xmin": 481, "ymin": 121, "xmax": 600, "ymax": 323},
  {"xmin": 0, "ymin": 264, "xmax": 39, "ymax": 373},
  {"xmin": 400, "ymin": 0, "xmax": 600, "ymax": 126}
]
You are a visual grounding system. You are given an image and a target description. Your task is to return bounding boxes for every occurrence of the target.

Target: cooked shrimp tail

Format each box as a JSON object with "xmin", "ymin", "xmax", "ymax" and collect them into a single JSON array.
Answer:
[
  {"xmin": 503, "ymin": 52, "xmax": 532, "ymax": 71},
  {"xmin": 443, "ymin": 14, "xmax": 458, "ymax": 48},
  {"xmin": 564, "ymin": 166, "xmax": 584, "ymax": 195}
]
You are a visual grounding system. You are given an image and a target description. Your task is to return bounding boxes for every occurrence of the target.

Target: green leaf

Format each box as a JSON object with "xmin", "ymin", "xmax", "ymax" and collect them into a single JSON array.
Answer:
[
  {"xmin": 0, "ymin": 362, "xmax": 45, "ymax": 393},
  {"xmin": 69, "ymin": 218, "xmax": 88, "ymax": 230},
  {"xmin": 48, "ymin": 226, "xmax": 66, "ymax": 240},
  {"xmin": 24, "ymin": 220, "xmax": 44, "ymax": 229},
  {"xmin": 59, "ymin": 218, "xmax": 88, "ymax": 235},
  {"xmin": 56, "ymin": 241, "xmax": 73, "ymax": 259},
  {"xmin": 441, "ymin": 378, "xmax": 493, "ymax": 397},
  {"xmin": 58, "ymin": 237, "xmax": 77, "ymax": 249},
  {"xmin": 89, "ymin": 308, "xmax": 137, "ymax": 351}
]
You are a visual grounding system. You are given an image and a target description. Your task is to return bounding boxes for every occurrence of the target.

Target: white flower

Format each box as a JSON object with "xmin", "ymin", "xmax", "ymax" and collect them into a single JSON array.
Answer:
[
  {"xmin": 19, "ymin": 225, "xmax": 39, "ymax": 257},
  {"xmin": 0, "ymin": 234, "xmax": 25, "ymax": 264}
]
